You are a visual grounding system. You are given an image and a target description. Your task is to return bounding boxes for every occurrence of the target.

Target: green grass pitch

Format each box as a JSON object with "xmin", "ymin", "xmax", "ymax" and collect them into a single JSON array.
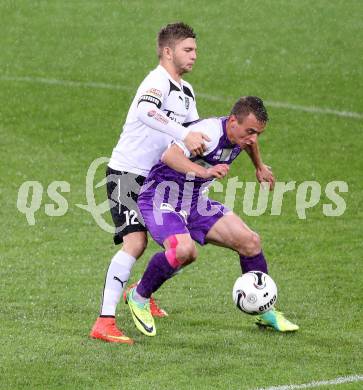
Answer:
[{"xmin": 0, "ymin": 1, "xmax": 362, "ymax": 389}]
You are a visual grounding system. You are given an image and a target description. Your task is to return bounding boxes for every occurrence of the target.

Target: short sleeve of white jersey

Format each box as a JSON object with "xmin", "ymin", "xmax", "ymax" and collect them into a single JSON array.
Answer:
[
  {"xmin": 169, "ymin": 118, "xmax": 222, "ymax": 159},
  {"xmin": 192, "ymin": 118, "xmax": 222, "ymax": 155},
  {"xmin": 171, "ymin": 140, "xmax": 191, "ymax": 157}
]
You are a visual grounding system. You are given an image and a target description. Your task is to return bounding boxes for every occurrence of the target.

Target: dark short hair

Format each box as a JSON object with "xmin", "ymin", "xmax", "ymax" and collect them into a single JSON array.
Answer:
[
  {"xmin": 230, "ymin": 96, "xmax": 269, "ymax": 124},
  {"xmin": 157, "ymin": 22, "xmax": 196, "ymax": 58}
]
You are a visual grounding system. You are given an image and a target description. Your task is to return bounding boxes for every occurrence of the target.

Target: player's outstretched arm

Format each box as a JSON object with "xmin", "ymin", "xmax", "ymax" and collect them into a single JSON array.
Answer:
[
  {"xmin": 161, "ymin": 144, "xmax": 229, "ymax": 179},
  {"xmin": 137, "ymin": 101, "xmax": 190, "ymax": 140},
  {"xmin": 245, "ymin": 142, "xmax": 275, "ymax": 190},
  {"xmin": 136, "ymin": 101, "xmax": 208, "ymax": 156}
]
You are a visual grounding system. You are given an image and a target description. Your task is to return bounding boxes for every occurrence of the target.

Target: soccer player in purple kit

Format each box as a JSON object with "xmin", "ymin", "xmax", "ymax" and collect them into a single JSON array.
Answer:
[{"xmin": 126, "ymin": 96, "xmax": 299, "ymax": 336}]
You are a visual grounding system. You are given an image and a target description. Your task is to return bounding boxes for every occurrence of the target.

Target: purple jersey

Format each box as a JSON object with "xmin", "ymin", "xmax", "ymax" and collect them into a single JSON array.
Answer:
[
  {"xmin": 138, "ymin": 116, "xmax": 243, "ymax": 246},
  {"xmin": 139, "ymin": 117, "xmax": 242, "ymax": 210}
]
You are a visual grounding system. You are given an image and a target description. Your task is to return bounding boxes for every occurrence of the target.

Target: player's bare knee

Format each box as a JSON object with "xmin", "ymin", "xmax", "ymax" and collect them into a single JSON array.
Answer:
[
  {"xmin": 122, "ymin": 233, "xmax": 148, "ymax": 259},
  {"xmin": 176, "ymin": 241, "xmax": 197, "ymax": 264},
  {"xmin": 238, "ymin": 232, "xmax": 261, "ymax": 257},
  {"xmin": 245, "ymin": 232, "xmax": 261, "ymax": 256}
]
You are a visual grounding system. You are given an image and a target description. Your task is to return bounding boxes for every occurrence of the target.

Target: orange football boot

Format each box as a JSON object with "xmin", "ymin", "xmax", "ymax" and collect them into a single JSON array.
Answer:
[
  {"xmin": 90, "ymin": 317, "xmax": 134, "ymax": 344},
  {"xmin": 149, "ymin": 296, "xmax": 168, "ymax": 318}
]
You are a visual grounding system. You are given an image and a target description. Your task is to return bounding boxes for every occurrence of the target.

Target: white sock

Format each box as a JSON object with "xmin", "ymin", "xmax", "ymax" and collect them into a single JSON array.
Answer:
[
  {"xmin": 99, "ymin": 250, "xmax": 136, "ymax": 316},
  {"xmin": 133, "ymin": 288, "xmax": 149, "ymax": 304}
]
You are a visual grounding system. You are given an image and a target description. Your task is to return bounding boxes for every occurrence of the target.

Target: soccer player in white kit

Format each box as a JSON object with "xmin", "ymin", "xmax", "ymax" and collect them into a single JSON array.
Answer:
[{"xmin": 90, "ymin": 23, "xmax": 275, "ymax": 344}]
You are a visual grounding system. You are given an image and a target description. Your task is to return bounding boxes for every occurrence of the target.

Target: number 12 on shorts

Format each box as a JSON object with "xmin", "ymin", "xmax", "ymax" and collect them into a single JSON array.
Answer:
[{"xmin": 123, "ymin": 210, "xmax": 139, "ymax": 225}]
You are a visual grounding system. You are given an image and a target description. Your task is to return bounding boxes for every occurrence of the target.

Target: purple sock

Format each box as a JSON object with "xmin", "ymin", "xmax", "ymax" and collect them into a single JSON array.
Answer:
[
  {"xmin": 136, "ymin": 252, "xmax": 176, "ymax": 298},
  {"xmin": 239, "ymin": 251, "xmax": 268, "ymax": 274}
]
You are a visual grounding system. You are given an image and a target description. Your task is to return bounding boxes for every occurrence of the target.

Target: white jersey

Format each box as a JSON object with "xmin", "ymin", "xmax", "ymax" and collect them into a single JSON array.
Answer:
[{"xmin": 109, "ymin": 65, "xmax": 199, "ymax": 176}]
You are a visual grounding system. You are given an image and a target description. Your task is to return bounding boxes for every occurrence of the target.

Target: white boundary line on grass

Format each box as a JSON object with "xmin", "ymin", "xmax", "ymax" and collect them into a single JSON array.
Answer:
[
  {"xmin": 197, "ymin": 92, "xmax": 363, "ymax": 119},
  {"xmin": 254, "ymin": 374, "xmax": 363, "ymax": 390},
  {"xmin": 1, "ymin": 74, "xmax": 363, "ymax": 120}
]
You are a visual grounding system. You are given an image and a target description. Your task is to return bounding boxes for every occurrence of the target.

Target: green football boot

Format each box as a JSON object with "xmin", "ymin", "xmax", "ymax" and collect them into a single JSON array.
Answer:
[
  {"xmin": 126, "ymin": 287, "xmax": 156, "ymax": 336},
  {"xmin": 256, "ymin": 308, "xmax": 299, "ymax": 332}
]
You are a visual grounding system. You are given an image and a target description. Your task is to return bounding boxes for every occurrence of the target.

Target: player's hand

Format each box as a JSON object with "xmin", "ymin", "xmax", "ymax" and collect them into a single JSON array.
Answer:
[
  {"xmin": 256, "ymin": 164, "xmax": 275, "ymax": 190},
  {"xmin": 204, "ymin": 164, "xmax": 229, "ymax": 179},
  {"xmin": 184, "ymin": 131, "xmax": 211, "ymax": 156}
]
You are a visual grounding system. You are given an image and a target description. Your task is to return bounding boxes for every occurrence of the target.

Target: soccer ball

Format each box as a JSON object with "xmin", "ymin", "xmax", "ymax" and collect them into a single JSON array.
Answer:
[{"xmin": 232, "ymin": 271, "xmax": 277, "ymax": 315}]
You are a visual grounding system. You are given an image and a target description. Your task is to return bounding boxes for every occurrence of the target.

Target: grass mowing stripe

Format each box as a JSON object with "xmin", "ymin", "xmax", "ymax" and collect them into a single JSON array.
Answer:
[
  {"xmin": 254, "ymin": 374, "xmax": 363, "ymax": 390},
  {"xmin": 1, "ymin": 74, "xmax": 362, "ymax": 120}
]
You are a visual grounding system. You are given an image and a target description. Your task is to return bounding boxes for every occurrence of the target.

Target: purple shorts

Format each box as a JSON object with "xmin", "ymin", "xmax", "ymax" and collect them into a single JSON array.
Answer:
[{"xmin": 138, "ymin": 195, "xmax": 229, "ymax": 246}]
